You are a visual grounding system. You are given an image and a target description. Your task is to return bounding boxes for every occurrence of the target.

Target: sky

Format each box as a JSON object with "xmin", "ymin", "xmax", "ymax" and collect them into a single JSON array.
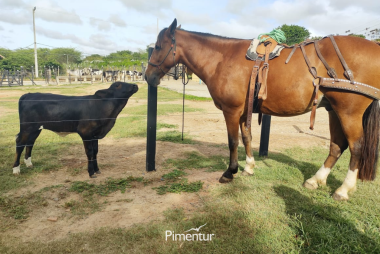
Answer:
[{"xmin": 1, "ymin": 0, "xmax": 380, "ymax": 56}]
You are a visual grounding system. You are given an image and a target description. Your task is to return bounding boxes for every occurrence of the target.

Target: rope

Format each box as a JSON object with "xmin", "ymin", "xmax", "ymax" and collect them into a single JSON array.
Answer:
[
  {"xmin": 258, "ymin": 29, "xmax": 286, "ymax": 44},
  {"xmin": 181, "ymin": 65, "xmax": 189, "ymax": 141}
]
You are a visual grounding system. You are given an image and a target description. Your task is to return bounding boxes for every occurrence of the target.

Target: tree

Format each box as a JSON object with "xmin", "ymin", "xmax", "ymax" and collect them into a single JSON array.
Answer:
[
  {"xmin": 277, "ymin": 24, "xmax": 311, "ymax": 45},
  {"xmin": 310, "ymin": 36, "xmax": 323, "ymax": 40},
  {"xmin": 348, "ymin": 34, "xmax": 365, "ymax": 38}
]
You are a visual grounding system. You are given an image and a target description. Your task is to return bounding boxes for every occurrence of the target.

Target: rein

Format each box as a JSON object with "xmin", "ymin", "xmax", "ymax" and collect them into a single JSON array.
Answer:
[{"xmin": 148, "ymin": 33, "xmax": 180, "ymax": 80}]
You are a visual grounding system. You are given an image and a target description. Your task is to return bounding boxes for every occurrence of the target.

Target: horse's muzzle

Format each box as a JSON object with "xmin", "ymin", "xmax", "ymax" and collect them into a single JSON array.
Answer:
[{"xmin": 145, "ymin": 73, "xmax": 160, "ymax": 87}]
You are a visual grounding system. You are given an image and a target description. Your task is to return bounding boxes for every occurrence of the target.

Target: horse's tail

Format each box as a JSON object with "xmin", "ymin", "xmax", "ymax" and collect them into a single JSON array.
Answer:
[{"xmin": 358, "ymin": 100, "xmax": 380, "ymax": 180}]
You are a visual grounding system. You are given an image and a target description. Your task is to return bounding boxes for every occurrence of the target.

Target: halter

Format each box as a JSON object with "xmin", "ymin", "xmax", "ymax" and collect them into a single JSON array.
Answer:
[{"xmin": 148, "ymin": 32, "xmax": 180, "ymax": 80}]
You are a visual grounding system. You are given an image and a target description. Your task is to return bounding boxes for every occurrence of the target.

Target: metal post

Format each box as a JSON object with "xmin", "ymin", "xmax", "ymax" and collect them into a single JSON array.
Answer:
[
  {"xmin": 146, "ymin": 45, "xmax": 157, "ymax": 172},
  {"xmin": 33, "ymin": 7, "xmax": 38, "ymax": 78},
  {"xmin": 259, "ymin": 114, "xmax": 271, "ymax": 156}
]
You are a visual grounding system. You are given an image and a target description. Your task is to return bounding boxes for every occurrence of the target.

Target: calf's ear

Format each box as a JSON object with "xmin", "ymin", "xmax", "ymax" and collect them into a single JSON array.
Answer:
[{"xmin": 95, "ymin": 89, "xmax": 112, "ymax": 98}]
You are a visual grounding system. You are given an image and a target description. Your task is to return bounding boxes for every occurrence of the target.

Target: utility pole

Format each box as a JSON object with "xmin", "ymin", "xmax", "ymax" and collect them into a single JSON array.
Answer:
[{"xmin": 33, "ymin": 7, "xmax": 38, "ymax": 78}]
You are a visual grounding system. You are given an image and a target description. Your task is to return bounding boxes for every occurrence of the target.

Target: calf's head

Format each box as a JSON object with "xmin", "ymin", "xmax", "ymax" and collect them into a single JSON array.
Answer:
[{"xmin": 95, "ymin": 82, "xmax": 139, "ymax": 99}]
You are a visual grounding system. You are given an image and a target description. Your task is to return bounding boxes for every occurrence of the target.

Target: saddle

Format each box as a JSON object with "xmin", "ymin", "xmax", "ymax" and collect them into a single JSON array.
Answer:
[{"xmin": 246, "ymin": 36, "xmax": 380, "ymax": 131}]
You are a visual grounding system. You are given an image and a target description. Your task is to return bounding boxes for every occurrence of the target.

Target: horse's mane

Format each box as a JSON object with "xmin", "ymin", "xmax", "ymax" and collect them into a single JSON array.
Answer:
[{"xmin": 157, "ymin": 27, "xmax": 244, "ymax": 46}]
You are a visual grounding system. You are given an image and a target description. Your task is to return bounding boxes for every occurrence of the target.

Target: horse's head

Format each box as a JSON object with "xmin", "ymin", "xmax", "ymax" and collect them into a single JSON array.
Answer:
[{"xmin": 145, "ymin": 18, "xmax": 180, "ymax": 87}]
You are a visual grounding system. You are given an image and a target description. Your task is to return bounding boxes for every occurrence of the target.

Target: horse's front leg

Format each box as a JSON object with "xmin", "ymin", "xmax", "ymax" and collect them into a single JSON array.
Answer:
[
  {"xmin": 239, "ymin": 116, "xmax": 255, "ymax": 175},
  {"xmin": 219, "ymin": 109, "xmax": 241, "ymax": 183}
]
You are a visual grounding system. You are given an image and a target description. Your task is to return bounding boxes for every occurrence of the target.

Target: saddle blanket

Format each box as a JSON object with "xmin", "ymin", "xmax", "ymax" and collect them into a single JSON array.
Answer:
[{"xmin": 246, "ymin": 39, "xmax": 285, "ymax": 61}]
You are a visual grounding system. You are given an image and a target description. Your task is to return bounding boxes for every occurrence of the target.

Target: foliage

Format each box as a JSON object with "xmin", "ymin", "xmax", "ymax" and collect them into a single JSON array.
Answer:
[
  {"xmin": 277, "ymin": 24, "xmax": 311, "ymax": 45},
  {"xmin": 0, "ymin": 47, "xmax": 149, "ymax": 72},
  {"xmin": 310, "ymin": 36, "xmax": 323, "ymax": 40},
  {"xmin": 349, "ymin": 33, "xmax": 365, "ymax": 38}
]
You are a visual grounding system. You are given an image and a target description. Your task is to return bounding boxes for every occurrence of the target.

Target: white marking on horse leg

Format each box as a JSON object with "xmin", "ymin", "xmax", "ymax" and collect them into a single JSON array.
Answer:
[
  {"xmin": 13, "ymin": 165, "xmax": 20, "ymax": 175},
  {"xmin": 333, "ymin": 168, "xmax": 358, "ymax": 201},
  {"xmin": 39, "ymin": 125, "xmax": 44, "ymax": 130},
  {"xmin": 243, "ymin": 155, "xmax": 255, "ymax": 175},
  {"xmin": 304, "ymin": 165, "xmax": 331, "ymax": 189},
  {"xmin": 24, "ymin": 157, "xmax": 33, "ymax": 167}
]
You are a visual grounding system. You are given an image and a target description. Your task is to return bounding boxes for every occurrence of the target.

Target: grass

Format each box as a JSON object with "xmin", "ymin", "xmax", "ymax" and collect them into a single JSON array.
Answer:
[
  {"xmin": 69, "ymin": 176, "xmax": 145, "ymax": 196},
  {"xmin": 164, "ymin": 151, "xmax": 227, "ymax": 171},
  {"xmin": 154, "ymin": 179, "xmax": 203, "ymax": 195},
  {"xmin": 1, "ymin": 147, "xmax": 380, "ymax": 253}
]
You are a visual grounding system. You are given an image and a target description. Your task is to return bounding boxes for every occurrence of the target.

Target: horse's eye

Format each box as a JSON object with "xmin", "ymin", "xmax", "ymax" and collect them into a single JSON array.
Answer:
[{"xmin": 155, "ymin": 45, "xmax": 160, "ymax": 50}]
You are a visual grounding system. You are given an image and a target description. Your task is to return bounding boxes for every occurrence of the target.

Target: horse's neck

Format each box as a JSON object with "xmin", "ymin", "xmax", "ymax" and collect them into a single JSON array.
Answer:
[{"xmin": 178, "ymin": 32, "xmax": 232, "ymax": 84}]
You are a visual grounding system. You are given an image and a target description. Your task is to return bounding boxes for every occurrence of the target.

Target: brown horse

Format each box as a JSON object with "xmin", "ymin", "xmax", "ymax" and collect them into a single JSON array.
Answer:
[{"xmin": 145, "ymin": 19, "xmax": 380, "ymax": 201}]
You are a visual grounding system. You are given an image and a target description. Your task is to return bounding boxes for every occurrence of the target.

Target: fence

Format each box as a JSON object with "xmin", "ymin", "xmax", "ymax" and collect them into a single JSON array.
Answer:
[{"xmin": 0, "ymin": 63, "xmax": 148, "ymax": 86}]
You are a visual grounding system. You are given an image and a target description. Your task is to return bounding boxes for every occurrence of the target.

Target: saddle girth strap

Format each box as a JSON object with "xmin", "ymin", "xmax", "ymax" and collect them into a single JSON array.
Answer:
[
  {"xmin": 246, "ymin": 58, "xmax": 263, "ymax": 131},
  {"xmin": 314, "ymin": 40, "xmax": 338, "ymax": 79},
  {"xmin": 328, "ymin": 36, "xmax": 354, "ymax": 83}
]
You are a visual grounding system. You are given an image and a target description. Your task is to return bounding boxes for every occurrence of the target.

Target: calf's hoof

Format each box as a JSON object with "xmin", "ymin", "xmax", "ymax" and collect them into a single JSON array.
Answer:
[
  {"xmin": 303, "ymin": 179, "xmax": 318, "ymax": 190},
  {"xmin": 95, "ymin": 170, "xmax": 101, "ymax": 174},
  {"xmin": 90, "ymin": 175, "xmax": 97, "ymax": 178},
  {"xmin": 332, "ymin": 192, "xmax": 348, "ymax": 201},
  {"xmin": 219, "ymin": 176, "xmax": 233, "ymax": 183}
]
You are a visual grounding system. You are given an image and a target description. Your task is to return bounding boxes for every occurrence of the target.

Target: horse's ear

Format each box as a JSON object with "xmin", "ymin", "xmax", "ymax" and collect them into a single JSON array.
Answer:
[
  {"xmin": 169, "ymin": 18, "xmax": 177, "ymax": 35},
  {"xmin": 177, "ymin": 24, "xmax": 181, "ymax": 29}
]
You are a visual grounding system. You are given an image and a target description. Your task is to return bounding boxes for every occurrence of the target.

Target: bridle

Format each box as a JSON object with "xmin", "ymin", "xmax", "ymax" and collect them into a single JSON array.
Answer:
[{"xmin": 148, "ymin": 31, "xmax": 180, "ymax": 80}]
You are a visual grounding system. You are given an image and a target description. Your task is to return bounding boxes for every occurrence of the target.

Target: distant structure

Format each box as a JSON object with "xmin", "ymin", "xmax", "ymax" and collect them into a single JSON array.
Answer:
[
  {"xmin": 0, "ymin": 54, "xmax": 5, "ymax": 60},
  {"xmin": 365, "ymin": 29, "xmax": 380, "ymax": 40}
]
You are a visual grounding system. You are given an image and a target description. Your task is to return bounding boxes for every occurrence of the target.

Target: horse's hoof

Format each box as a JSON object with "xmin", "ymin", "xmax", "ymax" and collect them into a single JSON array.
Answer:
[
  {"xmin": 241, "ymin": 170, "xmax": 254, "ymax": 176},
  {"xmin": 90, "ymin": 175, "xmax": 97, "ymax": 178},
  {"xmin": 95, "ymin": 170, "xmax": 101, "ymax": 174},
  {"xmin": 13, "ymin": 166, "xmax": 20, "ymax": 175},
  {"xmin": 332, "ymin": 192, "xmax": 348, "ymax": 201},
  {"xmin": 303, "ymin": 180, "xmax": 318, "ymax": 190},
  {"xmin": 219, "ymin": 176, "xmax": 233, "ymax": 183}
]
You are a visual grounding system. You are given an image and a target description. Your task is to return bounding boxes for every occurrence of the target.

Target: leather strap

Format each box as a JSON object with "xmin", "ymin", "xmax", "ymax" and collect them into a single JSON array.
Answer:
[
  {"xmin": 246, "ymin": 59, "xmax": 263, "ymax": 130},
  {"xmin": 310, "ymin": 78, "xmax": 321, "ymax": 130},
  {"xmin": 285, "ymin": 45, "xmax": 298, "ymax": 64},
  {"xmin": 314, "ymin": 40, "xmax": 338, "ymax": 79},
  {"xmin": 320, "ymin": 78, "xmax": 380, "ymax": 100},
  {"xmin": 300, "ymin": 44, "xmax": 317, "ymax": 79},
  {"xmin": 328, "ymin": 36, "xmax": 354, "ymax": 83},
  {"xmin": 258, "ymin": 42, "xmax": 272, "ymax": 100}
]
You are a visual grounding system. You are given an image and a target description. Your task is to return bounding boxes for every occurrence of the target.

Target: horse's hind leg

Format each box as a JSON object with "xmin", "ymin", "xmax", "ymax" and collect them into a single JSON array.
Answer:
[
  {"xmin": 304, "ymin": 110, "xmax": 348, "ymax": 189},
  {"xmin": 240, "ymin": 116, "xmax": 255, "ymax": 175},
  {"xmin": 330, "ymin": 99, "xmax": 379, "ymax": 201},
  {"xmin": 219, "ymin": 109, "xmax": 241, "ymax": 183}
]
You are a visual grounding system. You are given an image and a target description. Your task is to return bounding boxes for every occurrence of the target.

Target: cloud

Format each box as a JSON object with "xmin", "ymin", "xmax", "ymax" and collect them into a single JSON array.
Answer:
[
  {"xmin": 36, "ymin": 27, "xmax": 124, "ymax": 53},
  {"xmin": 118, "ymin": 0, "xmax": 172, "ymax": 17},
  {"xmin": 108, "ymin": 15, "xmax": 127, "ymax": 27},
  {"xmin": 0, "ymin": 10, "xmax": 30, "ymax": 25},
  {"xmin": 89, "ymin": 18, "xmax": 112, "ymax": 31},
  {"xmin": 0, "ymin": 25, "xmax": 4, "ymax": 31},
  {"xmin": 1, "ymin": 0, "xmax": 27, "ymax": 8},
  {"xmin": 172, "ymin": 9, "xmax": 213, "ymax": 27}
]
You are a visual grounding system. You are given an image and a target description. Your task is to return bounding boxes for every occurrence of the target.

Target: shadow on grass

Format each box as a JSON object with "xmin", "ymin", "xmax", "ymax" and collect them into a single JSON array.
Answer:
[{"xmin": 274, "ymin": 185, "xmax": 380, "ymax": 253}]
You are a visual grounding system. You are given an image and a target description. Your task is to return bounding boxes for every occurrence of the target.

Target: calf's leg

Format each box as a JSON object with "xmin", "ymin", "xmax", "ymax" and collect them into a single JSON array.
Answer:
[
  {"xmin": 23, "ymin": 130, "xmax": 42, "ymax": 168},
  {"xmin": 82, "ymin": 138, "xmax": 100, "ymax": 178}
]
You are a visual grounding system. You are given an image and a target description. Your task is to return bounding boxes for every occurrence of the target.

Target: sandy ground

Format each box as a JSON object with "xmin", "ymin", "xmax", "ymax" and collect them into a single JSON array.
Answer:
[{"xmin": 0, "ymin": 81, "xmax": 331, "ymax": 242}]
